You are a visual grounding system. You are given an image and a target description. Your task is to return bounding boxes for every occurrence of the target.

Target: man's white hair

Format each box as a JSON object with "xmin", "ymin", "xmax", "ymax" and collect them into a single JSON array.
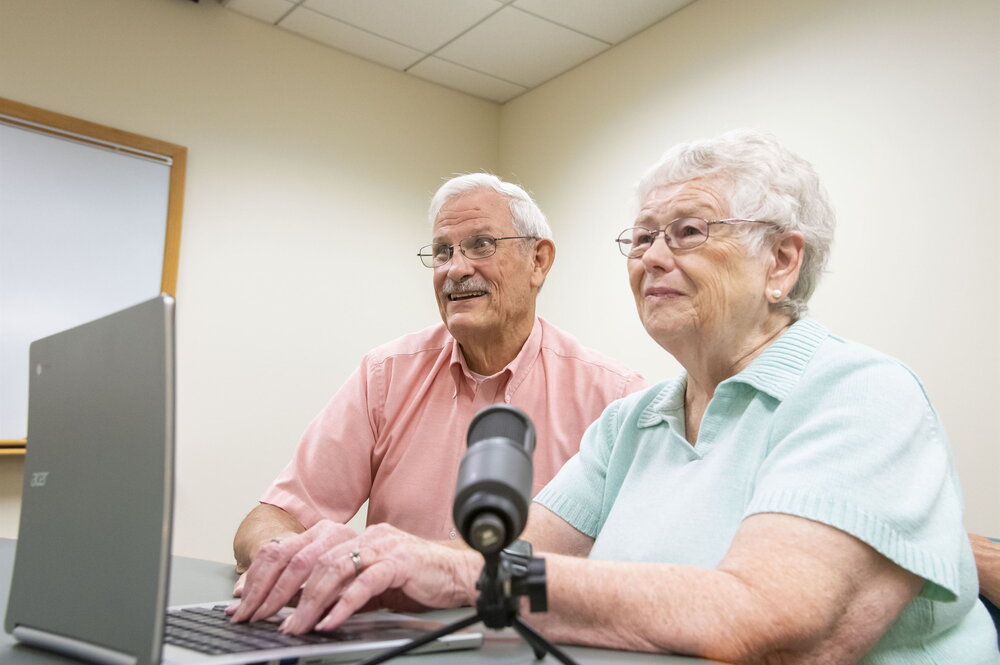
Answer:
[{"xmin": 428, "ymin": 173, "xmax": 553, "ymax": 240}]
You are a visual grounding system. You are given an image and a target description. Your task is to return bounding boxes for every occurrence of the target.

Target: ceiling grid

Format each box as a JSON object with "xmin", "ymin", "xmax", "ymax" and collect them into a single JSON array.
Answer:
[{"xmin": 222, "ymin": 0, "xmax": 696, "ymax": 103}]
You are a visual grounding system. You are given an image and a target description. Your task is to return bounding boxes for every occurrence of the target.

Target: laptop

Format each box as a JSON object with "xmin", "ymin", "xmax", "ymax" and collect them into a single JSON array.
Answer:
[{"xmin": 5, "ymin": 295, "xmax": 482, "ymax": 665}]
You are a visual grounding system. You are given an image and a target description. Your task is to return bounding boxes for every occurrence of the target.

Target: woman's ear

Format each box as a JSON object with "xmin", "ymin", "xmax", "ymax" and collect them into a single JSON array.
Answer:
[{"xmin": 767, "ymin": 232, "xmax": 805, "ymax": 299}]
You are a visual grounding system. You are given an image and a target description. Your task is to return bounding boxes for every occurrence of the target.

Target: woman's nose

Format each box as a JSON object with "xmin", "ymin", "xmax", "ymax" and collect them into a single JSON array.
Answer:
[{"xmin": 640, "ymin": 233, "xmax": 676, "ymax": 271}]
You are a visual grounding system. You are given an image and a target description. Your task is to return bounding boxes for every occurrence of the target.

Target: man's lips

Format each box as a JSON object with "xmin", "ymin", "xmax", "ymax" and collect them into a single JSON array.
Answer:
[{"xmin": 447, "ymin": 290, "xmax": 488, "ymax": 301}]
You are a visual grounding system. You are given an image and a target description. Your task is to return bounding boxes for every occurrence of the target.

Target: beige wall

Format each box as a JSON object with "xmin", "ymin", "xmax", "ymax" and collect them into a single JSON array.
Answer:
[
  {"xmin": 0, "ymin": 0, "xmax": 499, "ymax": 562},
  {"xmin": 1, "ymin": 0, "xmax": 996, "ymax": 564},
  {"xmin": 501, "ymin": 0, "xmax": 1000, "ymax": 533}
]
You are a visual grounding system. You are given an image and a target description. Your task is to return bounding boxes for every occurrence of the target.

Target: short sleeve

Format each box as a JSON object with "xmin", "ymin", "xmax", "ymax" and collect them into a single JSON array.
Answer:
[
  {"xmin": 260, "ymin": 358, "xmax": 379, "ymax": 528},
  {"xmin": 534, "ymin": 399, "xmax": 622, "ymax": 538},
  {"xmin": 745, "ymin": 353, "xmax": 965, "ymax": 600}
]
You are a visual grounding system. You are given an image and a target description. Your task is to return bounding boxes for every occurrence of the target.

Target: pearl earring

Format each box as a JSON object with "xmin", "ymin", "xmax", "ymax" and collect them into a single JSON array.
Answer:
[{"xmin": 771, "ymin": 289, "xmax": 782, "ymax": 299}]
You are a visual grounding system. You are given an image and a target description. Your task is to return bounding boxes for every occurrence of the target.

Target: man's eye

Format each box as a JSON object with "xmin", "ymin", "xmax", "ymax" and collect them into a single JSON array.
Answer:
[
  {"xmin": 432, "ymin": 244, "xmax": 451, "ymax": 258},
  {"xmin": 471, "ymin": 236, "xmax": 495, "ymax": 250},
  {"xmin": 633, "ymin": 232, "xmax": 654, "ymax": 245}
]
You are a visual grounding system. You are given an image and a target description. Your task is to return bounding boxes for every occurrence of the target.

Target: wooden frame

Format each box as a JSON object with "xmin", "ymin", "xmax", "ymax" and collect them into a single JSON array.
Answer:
[{"xmin": 0, "ymin": 97, "xmax": 187, "ymax": 454}]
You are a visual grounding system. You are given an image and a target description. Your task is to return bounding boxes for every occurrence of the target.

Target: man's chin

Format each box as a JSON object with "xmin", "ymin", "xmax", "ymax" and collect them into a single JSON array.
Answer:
[{"xmin": 443, "ymin": 312, "xmax": 490, "ymax": 339}]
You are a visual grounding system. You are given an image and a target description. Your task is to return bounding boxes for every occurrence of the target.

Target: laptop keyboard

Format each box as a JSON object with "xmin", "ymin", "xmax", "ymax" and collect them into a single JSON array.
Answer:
[
  {"xmin": 165, "ymin": 605, "xmax": 437, "ymax": 656},
  {"xmin": 165, "ymin": 605, "xmax": 346, "ymax": 655}
]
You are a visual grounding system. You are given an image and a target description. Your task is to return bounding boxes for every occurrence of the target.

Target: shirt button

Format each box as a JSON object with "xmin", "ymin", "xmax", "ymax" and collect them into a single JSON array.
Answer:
[{"xmin": 449, "ymin": 529, "xmax": 457, "ymax": 540}]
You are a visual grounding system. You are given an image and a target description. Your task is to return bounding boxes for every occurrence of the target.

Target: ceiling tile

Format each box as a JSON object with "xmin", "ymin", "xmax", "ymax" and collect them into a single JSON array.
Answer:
[
  {"xmin": 513, "ymin": 0, "xmax": 695, "ymax": 44},
  {"xmin": 435, "ymin": 6, "xmax": 608, "ymax": 88},
  {"xmin": 304, "ymin": 0, "xmax": 503, "ymax": 53},
  {"xmin": 279, "ymin": 6, "xmax": 424, "ymax": 71},
  {"xmin": 224, "ymin": 0, "xmax": 296, "ymax": 25},
  {"xmin": 409, "ymin": 57, "xmax": 527, "ymax": 103}
]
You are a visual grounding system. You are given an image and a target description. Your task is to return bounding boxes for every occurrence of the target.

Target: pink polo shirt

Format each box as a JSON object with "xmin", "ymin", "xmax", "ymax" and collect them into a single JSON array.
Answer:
[{"xmin": 261, "ymin": 317, "xmax": 644, "ymax": 541}]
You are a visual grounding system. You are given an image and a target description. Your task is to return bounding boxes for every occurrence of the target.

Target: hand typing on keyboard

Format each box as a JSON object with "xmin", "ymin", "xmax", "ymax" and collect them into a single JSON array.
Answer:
[{"xmin": 227, "ymin": 523, "xmax": 480, "ymax": 635}]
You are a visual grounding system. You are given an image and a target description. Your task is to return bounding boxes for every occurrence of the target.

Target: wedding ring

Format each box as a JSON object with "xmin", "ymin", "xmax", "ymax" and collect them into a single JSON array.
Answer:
[{"xmin": 349, "ymin": 550, "xmax": 363, "ymax": 575}]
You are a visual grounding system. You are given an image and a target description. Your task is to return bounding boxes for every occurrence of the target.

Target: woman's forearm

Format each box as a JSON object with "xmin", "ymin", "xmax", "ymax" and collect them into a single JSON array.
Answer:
[{"xmin": 518, "ymin": 514, "xmax": 921, "ymax": 664}]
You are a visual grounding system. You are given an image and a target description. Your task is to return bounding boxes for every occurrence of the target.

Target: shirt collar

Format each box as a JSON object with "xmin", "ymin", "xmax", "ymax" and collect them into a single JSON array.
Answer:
[
  {"xmin": 638, "ymin": 317, "xmax": 830, "ymax": 426},
  {"xmin": 724, "ymin": 317, "xmax": 829, "ymax": 401},
  {"xmin": 448, "ymin": 317, "xmax": 543, "ymax": 401}
]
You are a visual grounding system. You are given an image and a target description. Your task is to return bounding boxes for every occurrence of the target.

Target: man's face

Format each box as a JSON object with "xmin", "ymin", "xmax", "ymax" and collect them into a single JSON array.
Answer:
[{"xmin": 431, "ymin": 189, "xmax": 540, "ymax": 348}]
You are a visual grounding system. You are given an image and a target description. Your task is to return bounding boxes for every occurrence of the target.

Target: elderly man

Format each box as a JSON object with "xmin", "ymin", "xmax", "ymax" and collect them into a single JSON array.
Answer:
[{"xmin": 232, "ymin": 173, "xmax": 644, "ymax": 576}]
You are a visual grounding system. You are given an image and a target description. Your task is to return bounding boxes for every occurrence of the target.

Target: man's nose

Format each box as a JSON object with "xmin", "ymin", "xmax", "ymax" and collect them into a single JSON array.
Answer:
[{"xmin": 444, "ymin": 248, "xmax": 475, "ymax": 280}]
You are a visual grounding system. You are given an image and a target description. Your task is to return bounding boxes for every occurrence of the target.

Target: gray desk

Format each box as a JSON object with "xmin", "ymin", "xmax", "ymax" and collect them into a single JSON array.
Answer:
[{"xmin": 0, "ymin": 538, "xmax": 717, "ymax": 664}]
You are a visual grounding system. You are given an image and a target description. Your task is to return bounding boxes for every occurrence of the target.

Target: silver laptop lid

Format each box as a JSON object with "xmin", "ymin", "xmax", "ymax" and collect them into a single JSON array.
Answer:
[{"xmin": 5, "ymin": 295, "xmax": 175, "ymax": 665}]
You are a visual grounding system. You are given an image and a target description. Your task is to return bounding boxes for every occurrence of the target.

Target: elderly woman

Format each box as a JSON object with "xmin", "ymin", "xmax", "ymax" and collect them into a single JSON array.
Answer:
[{"xmin": 232, "ymin": 130, "xmax": 998, "ymax": 663}]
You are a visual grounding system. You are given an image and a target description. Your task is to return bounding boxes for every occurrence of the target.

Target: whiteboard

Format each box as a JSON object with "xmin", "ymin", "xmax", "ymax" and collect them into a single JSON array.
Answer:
[{"xmin": 0, "ymin": 101, "xmax": 185, "ymax": 443}]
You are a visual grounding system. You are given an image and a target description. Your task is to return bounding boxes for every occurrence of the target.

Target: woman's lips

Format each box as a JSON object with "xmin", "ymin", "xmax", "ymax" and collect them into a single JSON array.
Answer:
[{"xmin": 645, "ymin": 286, "xmax": 685, "ymax": 299}]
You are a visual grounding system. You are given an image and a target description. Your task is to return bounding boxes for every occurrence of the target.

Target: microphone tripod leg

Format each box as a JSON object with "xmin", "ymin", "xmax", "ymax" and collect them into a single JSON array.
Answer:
[
  {"xmin": 511, "ymin": 618, "xmax": 580, "ymax": 665},
  {"xmin": 353, "ymin": 613, "xmax": 482, "ymax": 665}
]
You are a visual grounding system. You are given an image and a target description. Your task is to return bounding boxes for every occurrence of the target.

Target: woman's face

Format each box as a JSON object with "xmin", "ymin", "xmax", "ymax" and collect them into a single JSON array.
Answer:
[{"xmin": 628, "ymin": 178, "xmax": 772, "ymax": 350}]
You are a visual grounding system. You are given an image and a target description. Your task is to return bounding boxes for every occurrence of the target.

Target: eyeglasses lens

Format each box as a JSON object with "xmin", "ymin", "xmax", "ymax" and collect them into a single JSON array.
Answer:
[
  {"xmin": 618, "ymin": 218, "xmax": 711, "ymax": 257},
  {"xmin": 668, "ymin": 218, "xmax": 709, "ymax": 249},
  {"xmin": 420, "ymin": 236, "xmax": 501, "ymax": 267},
  {"xmin": 460, "ymin": 236, "xmax": 498, "ymax": 260}
]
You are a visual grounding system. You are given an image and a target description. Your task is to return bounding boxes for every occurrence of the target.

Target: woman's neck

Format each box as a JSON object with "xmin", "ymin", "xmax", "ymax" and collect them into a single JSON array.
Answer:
[{"xmin": 677, "ymin": 314, "xmax": 794, "ymax": 443}]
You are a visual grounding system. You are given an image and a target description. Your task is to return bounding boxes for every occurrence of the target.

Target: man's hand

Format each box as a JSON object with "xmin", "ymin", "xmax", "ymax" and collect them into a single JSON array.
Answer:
[
  {"xmin": 228, "ymin": 523, "xmax": 479, "ymax": 634},
  {"xmin": 228, "ymin": 519, "xmax": 357, "ymax": 622}
]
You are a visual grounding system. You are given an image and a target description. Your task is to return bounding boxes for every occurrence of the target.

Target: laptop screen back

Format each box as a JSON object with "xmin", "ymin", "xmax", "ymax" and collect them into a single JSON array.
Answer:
[{"xmin": 5, "ymin": 295, "xmax": 175, "ymax": 665}]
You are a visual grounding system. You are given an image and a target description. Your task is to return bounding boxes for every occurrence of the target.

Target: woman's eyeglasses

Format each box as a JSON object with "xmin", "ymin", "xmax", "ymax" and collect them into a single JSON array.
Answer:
[{"xmin": 615, "ymin": 218, "xmax": 776, "ymax": 258}]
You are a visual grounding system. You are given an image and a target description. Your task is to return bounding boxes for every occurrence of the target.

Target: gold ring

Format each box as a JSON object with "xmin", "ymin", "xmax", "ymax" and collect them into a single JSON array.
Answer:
[{"xmin": 349, "ymin": 550, "xmax": 363, "ymax": 575}]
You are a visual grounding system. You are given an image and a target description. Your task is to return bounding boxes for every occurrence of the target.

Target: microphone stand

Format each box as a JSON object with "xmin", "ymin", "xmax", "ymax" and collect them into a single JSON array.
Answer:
[{"xmin": 355, "ymin": 551, "xmax": 579, "ymax": 665}]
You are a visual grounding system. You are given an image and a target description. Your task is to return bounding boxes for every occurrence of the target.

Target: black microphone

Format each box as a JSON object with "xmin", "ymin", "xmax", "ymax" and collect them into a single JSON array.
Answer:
[{"xmin": 452, "ymin": 404, "xmax": 535, "ymax": 556}]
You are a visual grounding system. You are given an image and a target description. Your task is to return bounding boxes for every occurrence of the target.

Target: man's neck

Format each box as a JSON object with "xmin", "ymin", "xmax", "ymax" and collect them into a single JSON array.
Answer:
[{"xmin": 458, "ymin": 318, "xmax": 535, "ymax": 376}]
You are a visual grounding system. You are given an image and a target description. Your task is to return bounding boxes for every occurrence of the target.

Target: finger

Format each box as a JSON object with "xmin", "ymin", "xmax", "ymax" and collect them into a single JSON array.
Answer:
[
  {"xmin": 232, "ymin": 571, "xmax": 247, "ymax": 598},
  {"xmin": 279, "ymin": 549, "xmax": 361, "ymax": 634},
  {"xmin": 231, "ymin": 537, "xmax": 305, "ymax": 622},
  {"xmin": 315, "ymin": 561, "xmax": 396, "ymax": 632},
  {"xmin": 235, "ymin": 522, "xmax": 359, "ymax": 622},
  {"xmin": 248, "ymin": 541, "xmax": 329, "ymax": 622}
]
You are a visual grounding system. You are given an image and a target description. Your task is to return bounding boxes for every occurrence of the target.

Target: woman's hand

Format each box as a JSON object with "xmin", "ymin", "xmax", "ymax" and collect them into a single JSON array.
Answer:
[{"xmin": 228, "ymin": 522, "xmax": 479, "ymax": 634}]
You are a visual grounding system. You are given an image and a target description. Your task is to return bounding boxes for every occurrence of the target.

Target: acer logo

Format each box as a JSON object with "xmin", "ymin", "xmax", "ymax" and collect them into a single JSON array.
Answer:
[{"xmin": 30, "ymin": 472, "xmax": 48, "ymax": 487}]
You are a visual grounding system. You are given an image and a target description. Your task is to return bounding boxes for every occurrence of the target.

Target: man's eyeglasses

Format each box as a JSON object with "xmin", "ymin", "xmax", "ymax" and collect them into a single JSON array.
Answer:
[
  {"xmin": 615, "ymin": 218, "xmax": 776, "ymax": 258},
  {"xmin": 418, "ymin": 235, "xmax": 537, "ymax": 268}
]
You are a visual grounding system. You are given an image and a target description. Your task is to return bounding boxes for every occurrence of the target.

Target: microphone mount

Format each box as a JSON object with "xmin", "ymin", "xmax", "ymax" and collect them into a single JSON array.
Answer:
[{"xmin": 355, "ymin": 404, "xmax": 579, "ymax": 665}]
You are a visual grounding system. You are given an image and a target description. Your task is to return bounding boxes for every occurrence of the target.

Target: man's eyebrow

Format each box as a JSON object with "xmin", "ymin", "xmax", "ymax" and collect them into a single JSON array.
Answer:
[{"xmin": 432, "ymin": 228, "xmax": 494, "ymax": 243}]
